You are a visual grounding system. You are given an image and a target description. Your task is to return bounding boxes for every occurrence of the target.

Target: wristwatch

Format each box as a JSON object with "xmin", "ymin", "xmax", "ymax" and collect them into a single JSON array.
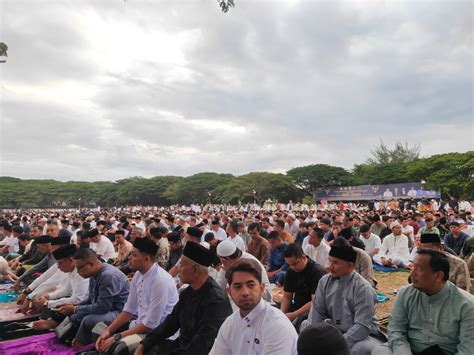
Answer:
[{"xmin": 114, "ymin": 333, "xmax": 122, "ymax": 341}]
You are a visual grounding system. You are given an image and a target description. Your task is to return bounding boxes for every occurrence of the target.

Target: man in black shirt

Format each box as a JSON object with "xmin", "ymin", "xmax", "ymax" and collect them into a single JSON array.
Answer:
[
  {"xmin": 280, "ymin": 243, "xmax": 326, "ymax": 330},
  {"xmin": 136, "ymin": 242, "xmax": 232, "ymax": 355}
]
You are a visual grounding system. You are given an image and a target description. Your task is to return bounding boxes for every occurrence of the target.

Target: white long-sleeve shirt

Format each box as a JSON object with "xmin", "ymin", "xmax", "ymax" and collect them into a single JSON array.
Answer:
[
  {"xmin": 228, "ymin": 235, "xmax": 246, "ymax": 252},
  {"xmin": 90, "ymin": 235, "xmax": 116, "ymax": 260},
  {"xmin": 27, "ymin": 264, "xmax": 68, "ymax": 299},
  {"xmin": 122, "ymin": 263, "xmax": 178, "ymax": 329},
  {"xmin": 304, "ymin": 242, "xmax": 330, "ymax": 268},
  {"xmin": 378, "ymin": 233, "xmax": 410, "ymax": 260},
  {"xmin": 210, "ymin": 299, "xmax": 298, "ymax": 355},
  {"xmin": 47, "ymin": 268, "xmax": 89, "ymax": 308}
]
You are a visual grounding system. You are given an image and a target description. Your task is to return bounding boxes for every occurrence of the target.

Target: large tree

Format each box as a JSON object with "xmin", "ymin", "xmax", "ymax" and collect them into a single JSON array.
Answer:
[
  {"xmin": 366, "ymin": 140, "xmax": 420, "ymax": 165},
  {"xmin": 215, "ymin": 172, "xmax": 298, "ymax": 205},
  {"xmin": 287, "ymin": 164, "xmax": 350, "ymax": 196},
  {"xmin": 405, "ymin": 152, "xmax": 474, "ymax": 199}
]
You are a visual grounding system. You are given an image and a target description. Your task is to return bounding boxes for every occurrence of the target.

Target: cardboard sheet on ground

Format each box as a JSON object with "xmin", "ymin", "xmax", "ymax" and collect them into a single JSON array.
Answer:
[{"xmin": 0, "ymin": 332, "xmax": 94, "ymax": 354}]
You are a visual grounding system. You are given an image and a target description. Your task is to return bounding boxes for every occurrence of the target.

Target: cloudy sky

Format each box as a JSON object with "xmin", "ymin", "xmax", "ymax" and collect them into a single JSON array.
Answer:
[{"xmin": 0, "ymin": 0, "xmax": 472, "ymax": 182}]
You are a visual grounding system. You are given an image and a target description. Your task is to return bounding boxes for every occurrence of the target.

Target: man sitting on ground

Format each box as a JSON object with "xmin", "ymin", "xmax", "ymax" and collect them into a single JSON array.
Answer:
[
  {"xmin": 95, "ymin": 238, "xmax": 178, "ymax": 355},
  {"xmin": 89, "ymin": 229, "xmax": 116, "ymax": 262},
  {"xmin": 210, "ymin": 259, "xmax": 298, "ymax": 355},
  {"xmin": 32, "ymin": 244, "xmax": 89, "ymax": 330},
  {"xmin": 61, "ymin": 248, "xmax": 130, "ymax": 348},
  {"xmin": 303, "ymin": 244, "xmax": 384, "ymax": 355},
  {"xmin": 373, "ymin": 222, "xmax": 410, "ymax": 269},
  {"xmin": 267, "ymin": 231, "xmax": 289, "ymax": 285},
  {"xmin": 372, "ymin": 249, "xmax": 474, "ymax": 355},
  {"xmin": 135, "ymin": 242, "xmax": 232, "ymax": 355},
  {"xmin": 281, "ymin": 243, "xmax": 326, "ymax": 329},
  {"xmin": 303, "ymin": 227, "xmax": 330, "ymax": 269},
  {"xmin": 417, "ymin": 233, "xmax": 470, "ymax": 291},
  {"xmin": 216, "ymin": 239, "xmax": 272, "ymax": 303}
]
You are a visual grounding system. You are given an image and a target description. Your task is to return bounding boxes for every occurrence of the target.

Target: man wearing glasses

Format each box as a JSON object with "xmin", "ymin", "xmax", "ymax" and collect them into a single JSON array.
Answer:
[{"xmin": 60, "ymin": 248, "xmax": 129, "ymax": 348}]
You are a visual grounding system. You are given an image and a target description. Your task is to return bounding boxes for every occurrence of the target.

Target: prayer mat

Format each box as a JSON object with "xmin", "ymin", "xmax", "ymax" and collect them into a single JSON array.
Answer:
[
  {"xmin": 373, "ymin": 264, "xmax": 408, "ymax": 272},
  {"xmin": 0, "ymin": 301, "xmax": 17, "ymax": 310},
  {"xmin": 0, "ymin": 332, "xmax": 94, "ymax": 354},
  {"xmin": 0, "ymin": 320, "xmax": 50, "ymax": 342},
  {"xmin": 376, "ymin": 292, "xmax": 390, "ymax": 303},
  {"xmin": 0, "ymin": 281, "xmax": 14, "ymax": 291},
  {"xmin": 0, "ymin": 307, "xmax": 40, "ymax": 324},
  {"xmin": 0, "ymin": 291, "xmax": 17, "ymax": 303}
]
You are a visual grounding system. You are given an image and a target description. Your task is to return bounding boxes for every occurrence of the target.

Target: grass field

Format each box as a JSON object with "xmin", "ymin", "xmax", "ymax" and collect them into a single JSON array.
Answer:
[{"xmin": 374, "ymin": 270, "xmax": 410, "ymax": 320}]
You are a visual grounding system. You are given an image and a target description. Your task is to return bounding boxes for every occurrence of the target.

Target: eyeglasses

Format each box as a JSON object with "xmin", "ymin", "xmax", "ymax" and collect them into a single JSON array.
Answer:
[{"xmin": 76, "ymin": 262, "xmax": 91, "ymax": 271}]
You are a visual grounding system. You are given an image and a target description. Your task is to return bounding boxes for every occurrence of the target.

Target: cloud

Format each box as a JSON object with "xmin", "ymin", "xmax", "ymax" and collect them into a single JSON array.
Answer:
[{"xmin": 0, "ymin": 0, "xmax": 472, "ymax": 181}]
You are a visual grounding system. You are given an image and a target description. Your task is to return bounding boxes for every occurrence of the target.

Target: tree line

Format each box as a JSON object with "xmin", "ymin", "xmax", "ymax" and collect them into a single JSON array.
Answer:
[{"xmin": 0, "ymin": 150, "xmax": 472, "ymax": 208}]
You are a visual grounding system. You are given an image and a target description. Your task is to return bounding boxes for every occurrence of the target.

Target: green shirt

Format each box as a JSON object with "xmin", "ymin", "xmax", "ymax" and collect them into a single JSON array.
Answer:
[
  {"xmin": 416, "ymin": 226, "xmax": 440, "ymax": 237},
  {"xmin": 388, "ymin": 281, "xmax": 474, "ymax": 355}
]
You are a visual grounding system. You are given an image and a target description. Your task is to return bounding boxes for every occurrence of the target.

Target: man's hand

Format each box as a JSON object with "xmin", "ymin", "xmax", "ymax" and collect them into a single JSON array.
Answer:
[
  {"xmin": 20, "ymin": 299, "xmax": 30, "ymax": 314},
  {"xmin": 99, "ymin": 336, "xmax": 116, "ymax": 353},
  {"xmin": 12, "ymin": 280, "xmax": 21, "ymax": 292},
  {"xmin": 58, "ymin": 304, "xmax": 75, "ymax": 315},
  {"xmin": 286, "ymin": 312, "xmax": 297, "ymax": 321},
  {"xmin": 16, "ymin": 292, "xmax": 27, "ymax": 305},
  {"xmin": 71, "ymin": 338, "xmax": 82, "ymax": 349},
  {"xmin": 134, "ymin": 344, "xmax": 145, "ymax": 355},
  {"xmin": 32, "ymin": 296, "xmax": 47, "ymax": 310},
  {"xmin": 95, "ymin": 329, "xmax": 111, "ymax": 350}
]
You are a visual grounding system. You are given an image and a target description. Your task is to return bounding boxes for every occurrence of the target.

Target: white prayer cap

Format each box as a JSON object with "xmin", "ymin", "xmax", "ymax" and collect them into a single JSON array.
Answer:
[
  {"xmin": 288, "ymin": 213, "xmax": 296, "ymax": 220},
  {"xmin": 0, "ymin": 256, "xmax": 8, "ymax": 274},
  {"xmin": 217, "ymin": 239, "xmax": 237, "ymax": 257},
  {"xmin": 390, "ymin": 221, "xmax": 401, "ymax": 229}
]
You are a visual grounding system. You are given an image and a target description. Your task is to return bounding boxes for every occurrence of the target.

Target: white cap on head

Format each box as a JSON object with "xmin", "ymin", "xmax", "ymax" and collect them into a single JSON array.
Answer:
[
  {"xmin": 390, "ymin": 221, "xmax": 401, "ymax": 229},
  {"xmin": 0, "ymin": 256, "xmax": 8, "ymax": 274},
  {"xmin": 217, "ymin": 239, "xmax": 237, "ymax": 257}
]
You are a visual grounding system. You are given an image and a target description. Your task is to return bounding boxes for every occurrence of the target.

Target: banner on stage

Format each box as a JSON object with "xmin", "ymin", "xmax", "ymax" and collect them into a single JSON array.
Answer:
[{"xmin": 315, "ymin": 182, "xmax": 440, "ymax": 201}]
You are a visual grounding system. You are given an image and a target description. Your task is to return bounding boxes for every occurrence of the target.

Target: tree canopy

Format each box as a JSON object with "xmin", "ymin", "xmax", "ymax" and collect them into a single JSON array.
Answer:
[{"xmin": 0, "ymin": 151, "xmax": 472, "ymax": 208}]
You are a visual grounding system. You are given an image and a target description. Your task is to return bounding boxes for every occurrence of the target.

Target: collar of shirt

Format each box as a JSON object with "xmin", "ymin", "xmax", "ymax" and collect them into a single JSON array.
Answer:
[
  {"xmin": 239, "ymin": 298, "xmax": 266, "ymax": 327},
  {"xmin": 139, "ymin": 263, "xmax": 158, "ymax": 283}
]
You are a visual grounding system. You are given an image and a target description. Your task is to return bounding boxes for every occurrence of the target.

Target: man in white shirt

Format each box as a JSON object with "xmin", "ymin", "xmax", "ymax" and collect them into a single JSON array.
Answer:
[
  {"xmin": 211, "ymin": 220, "xmax": 227, "ymax": 241},
  {"xmin": 216, "ymin": 240, "xmax": 272, "ymax": 304},
  {"xmin": 89, "ymin": 229, "xmax": 116, "ymax": 262},
  {"xmin": 401, "ymin": 218, "xmax": 414, "ymax": 245},
  {"xmin": 358, "ymin": 224, "xmax": 382, "ymax": 257},
  {"xmin": 226, "ymin": 221, "xmax": 246, "ymax": 252},
  {"xmin": 210, "ymin": 258, "xmax": 298, "ymax": 355},
  {"xmin": 373, "ymin": 222, "xmax": 410, "ymax": 268},
  {"xmin": 32, "ymin": 244, "xmax": 89, "ymax": 330},
  {"xmin": 95, "ymin": 238, "xmax": 179, "ymax": 355},
  {"xmin": 284, "ymin": 213, "xmax": 300, "ymax": 237},
  {"xmin": 304, "ymin": 227, "xmax": 330, "ymax": 269}
]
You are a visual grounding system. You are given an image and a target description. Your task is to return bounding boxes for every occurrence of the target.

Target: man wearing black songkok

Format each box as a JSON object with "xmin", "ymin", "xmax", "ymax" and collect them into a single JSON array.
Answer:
[
  {"xmin": 135, "ymin": 242, "xmax": 232, "ymax": 355},
  {"xmin": 418, "ymin": 233, "xmax": 470, "ymax": 291},
  {"xmin": 301, "ymin": 244, "xmax": 385, "ymax": 355}
]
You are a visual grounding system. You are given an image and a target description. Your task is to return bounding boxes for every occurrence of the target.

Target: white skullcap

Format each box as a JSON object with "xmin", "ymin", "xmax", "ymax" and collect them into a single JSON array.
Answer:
[
  {"xmin": 217, "ymin": 239, "xmax": 237, "ymax": 257},
  {"xmin": 288, "ymin": 213, "xmax": 296, "ymax": 220},
  {"xmin": 390, "ymin": 221, "xmax": 401, "ymax": 229},
  {"xmin": 0, "ymin": 256, "xmax": 8, "ymax": 274}
]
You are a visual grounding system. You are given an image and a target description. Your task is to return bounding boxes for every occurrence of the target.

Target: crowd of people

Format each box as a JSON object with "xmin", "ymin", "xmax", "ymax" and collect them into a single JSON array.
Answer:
[{"xmin": 0, "ymin": 198, "xmax": 473, "ymax": 355}]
